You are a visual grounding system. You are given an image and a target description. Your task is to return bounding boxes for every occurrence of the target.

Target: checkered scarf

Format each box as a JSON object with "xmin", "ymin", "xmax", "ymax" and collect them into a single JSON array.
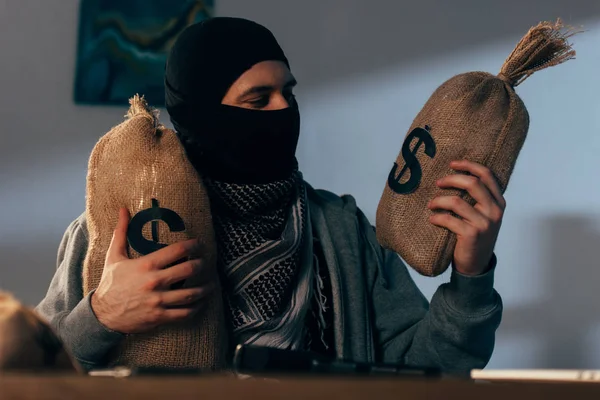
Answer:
[{"xmin": 205, "ymin": 171, "xmax": 316, "ymax": 350}]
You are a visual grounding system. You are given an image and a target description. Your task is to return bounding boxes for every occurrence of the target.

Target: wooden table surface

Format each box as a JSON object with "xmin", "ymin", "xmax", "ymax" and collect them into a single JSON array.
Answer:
[{"xmin": 2, "ymin": 374, "xmax": 600, "ymax": 400}]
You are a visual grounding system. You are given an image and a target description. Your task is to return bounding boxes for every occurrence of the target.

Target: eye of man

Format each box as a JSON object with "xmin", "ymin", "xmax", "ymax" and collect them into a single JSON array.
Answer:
[
  {"xmin": 246, "ymin": 90, "xmax": 295, "ymax": 110},
  {"xmin": 247, "ymin": 94, "xmax": 271, "ymax": 109}
]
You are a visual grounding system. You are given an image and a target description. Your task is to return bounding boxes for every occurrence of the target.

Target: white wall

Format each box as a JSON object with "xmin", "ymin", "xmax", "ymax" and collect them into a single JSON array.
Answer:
[{"xmin": 1, "ymin": 0, "xmax": 600, "ymax": 369}]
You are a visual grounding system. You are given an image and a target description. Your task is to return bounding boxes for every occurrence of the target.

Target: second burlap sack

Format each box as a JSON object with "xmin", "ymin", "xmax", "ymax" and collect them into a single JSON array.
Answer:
[
  {"xmin": 376, "ymin": 20, "xmax": 578, "ymax": 276},
  {"xmin": 83, "ymin": 95, "xmax": 228, "ymax": 369}
]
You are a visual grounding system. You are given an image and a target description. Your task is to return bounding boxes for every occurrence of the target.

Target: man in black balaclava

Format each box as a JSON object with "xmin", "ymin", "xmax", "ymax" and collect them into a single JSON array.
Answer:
[
  {"xmin": 165, "ymin": 18, "xmax": 318, "ymax": 352},
  {"xmin": 37, "ymin": 17, "xmax": 506, "ymax": 372}
]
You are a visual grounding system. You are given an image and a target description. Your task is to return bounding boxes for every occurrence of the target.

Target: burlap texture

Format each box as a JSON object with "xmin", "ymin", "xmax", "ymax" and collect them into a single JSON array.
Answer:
[
  {"xmin": 0, "ymin": 291, "xmax": 80, "ymax": 372},
  {"xmin": 376, "ymin": 20, "xmax": 578, "ymax": 276},
  {"xmin": 82, "ymin": 95, "xmax": 227, "ymax": 369}
]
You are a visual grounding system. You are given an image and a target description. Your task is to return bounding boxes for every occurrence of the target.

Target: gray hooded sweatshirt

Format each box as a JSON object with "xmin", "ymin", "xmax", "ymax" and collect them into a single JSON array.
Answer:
[{"xmin": 36, "ymin": 185, "xmax": 502, "ymax": 372}]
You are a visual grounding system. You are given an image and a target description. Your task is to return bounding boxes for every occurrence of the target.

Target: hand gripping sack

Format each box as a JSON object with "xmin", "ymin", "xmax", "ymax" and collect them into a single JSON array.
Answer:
[
  {"xmin": 376, "ymin": 20, "xmax": 578, "ymax": 276},
  {"xmin": 83, "ymin": 95, "xmax": 228, "ymax": 369}
]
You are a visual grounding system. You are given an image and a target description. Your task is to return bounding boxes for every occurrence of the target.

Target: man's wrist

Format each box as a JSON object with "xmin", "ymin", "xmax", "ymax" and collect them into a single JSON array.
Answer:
[
  {"xmin": 89, "ymin": 291, "xmax": 120, "ymax": 334},
  {"xmin": 474, "ymin": 253, "xmax": 497, "ymax": 276},
  {"xmin": 89, "ymin": 291, "xmax": 102, "ymax": 321},
  {"xmin": 454, "ymin": 253, "xmax": 497, "ymax": 277}
]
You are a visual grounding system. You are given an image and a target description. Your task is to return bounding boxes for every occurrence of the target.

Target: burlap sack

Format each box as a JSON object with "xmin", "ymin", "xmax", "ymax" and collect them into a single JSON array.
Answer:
[
  {"xmin": 376, "ymin": 20, "xmax": 578, "ymax": 276},
  {"xmin": 0, "ymin": 291, "xmax": 81, "ymax": 372},
  {"xmin": 83, "ymin": 95, "xmax": 227, "ymax": 369}
]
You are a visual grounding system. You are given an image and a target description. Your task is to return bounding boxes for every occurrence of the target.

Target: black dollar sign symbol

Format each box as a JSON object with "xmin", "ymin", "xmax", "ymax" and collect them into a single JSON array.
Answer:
[
  {"xmin": 388, "ymin": 125, "xmax": 437, "ymax": 195},
  {"xmin": 127, "ymin": 199, "xmax": 187, "ymax": 289}
]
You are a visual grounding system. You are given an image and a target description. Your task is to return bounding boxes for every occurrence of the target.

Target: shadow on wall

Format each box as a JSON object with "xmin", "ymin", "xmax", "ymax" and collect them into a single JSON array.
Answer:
[
  {"xmin": 499, "ymin": 214, "xmax": 600, "ymax": 369},
  {"xmin": 218, "ymin": 0, "xmax": 600, "ymax": 90}
]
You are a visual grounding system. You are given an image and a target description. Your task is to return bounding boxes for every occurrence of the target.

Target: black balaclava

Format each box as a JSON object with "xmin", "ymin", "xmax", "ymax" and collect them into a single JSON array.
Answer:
[{"xmin": 165, "ymin": 17, "xmax": 300, "ymax": 184}]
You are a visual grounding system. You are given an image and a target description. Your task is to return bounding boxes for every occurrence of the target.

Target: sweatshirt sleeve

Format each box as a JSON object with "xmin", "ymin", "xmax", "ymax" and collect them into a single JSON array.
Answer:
[
  {"xmin": 360, "ymin": 212, "xmax": 503, "ymax": 373},
  {"xmin": 35, "ymin": 214, "xmax": 123, "ymax": 371}
]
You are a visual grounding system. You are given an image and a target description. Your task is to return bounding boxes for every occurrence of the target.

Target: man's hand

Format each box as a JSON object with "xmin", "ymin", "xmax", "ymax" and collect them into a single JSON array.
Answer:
[
  {"xmin": 427, "ymin": 160, "xmax": 506, "ymax": 276},
  {"xmin": 91, "ymin": 208, "xmax": 215, "ymax": 333}
]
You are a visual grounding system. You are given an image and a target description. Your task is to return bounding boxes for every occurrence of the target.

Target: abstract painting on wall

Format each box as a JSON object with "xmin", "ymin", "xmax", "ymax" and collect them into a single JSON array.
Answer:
[{"xmin": 74, "ymin": 0, "xmax": 214, "ymax": 106}]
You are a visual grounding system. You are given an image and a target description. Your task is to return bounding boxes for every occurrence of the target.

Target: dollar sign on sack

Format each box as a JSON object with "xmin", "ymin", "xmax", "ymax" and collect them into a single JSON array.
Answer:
[
  {"xmin": 388, "ymin": 125, "xmax": 437, "ymax": 195},
  {"xmin": 127, "ymin": 199, "xmax": 187, "ymax": 289}
]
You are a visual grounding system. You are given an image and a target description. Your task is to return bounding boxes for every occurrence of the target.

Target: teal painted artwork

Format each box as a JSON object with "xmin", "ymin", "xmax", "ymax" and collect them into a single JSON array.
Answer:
[{"xmin": 74, "ymin": 0, "xmax": 214, "ymax": 106}]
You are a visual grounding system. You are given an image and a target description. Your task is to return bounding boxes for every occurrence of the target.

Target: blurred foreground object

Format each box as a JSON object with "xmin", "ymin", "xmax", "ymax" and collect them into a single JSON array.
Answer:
[
  {"xmin": 471, "ymin": 369, "xmax": 600, "ymax": 383},
  {"xmin": 0, "ymin": 291, "xmax": 80, "ymax": 372}
]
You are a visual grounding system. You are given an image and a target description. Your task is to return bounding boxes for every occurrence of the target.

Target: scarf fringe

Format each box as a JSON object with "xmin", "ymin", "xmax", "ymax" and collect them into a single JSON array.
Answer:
[{"xmin": 312, "ymin": 252, "xmax": 330, "ymax": 350}]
